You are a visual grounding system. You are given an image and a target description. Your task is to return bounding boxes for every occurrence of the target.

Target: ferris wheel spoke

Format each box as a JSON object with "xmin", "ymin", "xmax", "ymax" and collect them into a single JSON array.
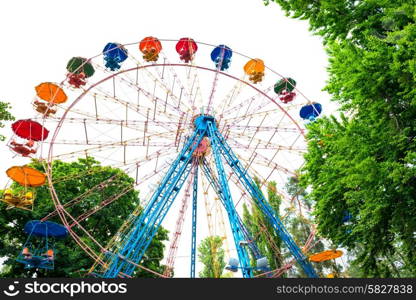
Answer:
[
  {"xmin": 214, "ymin": 76, "xmax": 247, "ymax": 120},
  {"xmin": 200, "ymin": 174, "xmax": 216, "ymax": 236},
  {"xmin": 224, "ymin": 94, "xmax": 306, "ymax": 125},
  {"xmin": 50, "ymin": 131, "xmax": 176, "ymax": 160},
  {"xmin": 41, "ymin": 116, "xmax": 182, "ymax": 136},
  {"xmin": 221, "ymin": 84, "xmax": 275, "ymax": 117},
  {"xmin": 221, "ymin": 97, "xmax": 275, "ymax": 128},
  {"xmin": 61, "ymin": 208, "xmax": 107, "ymax": 252},
  {"xmin": 53, "ymin": 100, "xmax": 174, "ymax": 138},
  {"xmin": 110, "ymin": 56, "xmax": 194, "ymax": 115},
  {"xmin": 205, "ymin": 71, "xmax": 220, "ymax": 115},
  {"xmin": 220, "ymin": 109, "xmax": 283, "ymax": 128},
  {"xmin": 115, "ymin": 66, "xmax": 193, "ymax": 117},
  {"xmin": 155, "ymin": 53, "xmax": 197, "ymax": 112},
  {"xmin": 226, "ymin": 137, "xmax": 299, "ymax": 175},
  {"xmin": 45, "ymin": 148, "xmax": 175, "ymax": 217},
  {"xmin": 129, "ymin": 51, "xmax": 193, "ymax": 111},
  {"xmin": 213, "ymin": 196, "xmax": 232, "ymax": 260},
  {"xmin": 221, "ymin": 98, "xmax": 304, "ymax": 130},
  {"xmin": 163, "ymin": 163, "xmax": 195, "ymax": 276},
  {"xmin": 42, "ymin": 171, "xmax": 128, "ymax": 221},
  {"xmin": 62, "ymin": 148, "xmax": 173, "ymax": 187},
  {"xmin": 227, "ymin": 132, "xmax": 306, "ymax": 152},
  {"xmin": 78, "ymin": 72, "xmax": 181, "ymax": 129},
  {"xmin": 222, "ymin": 109, "xmax": 302, "ymax": 151},
  {"xmin": 186, "ymin": 65, "xmax": 205, "ymax": 114},
  {"xmin": 231, "ymin": 129, "xmax": 306, "ymax": 176},
  {"xmin": 89, "ymin": 83, "xmax": 181, "ymax": 132},
  {"xmin": 223, "ymin": 124, "xmax": 300, "ymax": 134},
  {"xmin": 47, "ymin": 138, "xmax": 176, "ymax": 147},
  {"xmin": 67, "ymin": 229, "xmax": 104, "ymax": 264},
  {"xmin": 68, "ymin": 185, "xmax": 135, "ymax": 229},
  {"xmin": 227, "ymin": 155, "xmax": 311, "ymax": 215},
  {"xmin": 230, "ymin": 150, "xmax": 291, "ymax": 194},
  {"xmin": 63, "ymin": 153, "xmax": 176, "ymax": 231}
]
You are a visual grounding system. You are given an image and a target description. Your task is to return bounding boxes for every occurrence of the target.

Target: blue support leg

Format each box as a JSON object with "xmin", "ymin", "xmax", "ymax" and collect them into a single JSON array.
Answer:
[
  {"xmin": 200, "ymin": 159, "xmax": 262, "ymax": 259},
  {"xmin": 190, "ymin": 162, "xmax": 198, "ymax": 278},
  {"xmin": 211, "ymin": 123, "xmax": 318, "ymax": 278},
  {"xmin": 102, "ymin": 131, "xmax": 206, "ymax": 278},
  {"xmin": 207, "ymin": 121, "xmax": 253, "ymax": 278},
  {"xmin": 201, "ymin": 159, "xmax": 272, "ymax": 276}
]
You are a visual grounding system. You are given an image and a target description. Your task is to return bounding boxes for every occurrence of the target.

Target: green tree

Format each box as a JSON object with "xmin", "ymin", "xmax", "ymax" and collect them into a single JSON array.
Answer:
[
  {"xmin": 303, "ymin": 116, "xmax": 415, "ymax": 277},
  {"xmin": 198, "ymin": 236, "xmax": 225, "ymax": 278},
  {"xmin": 243, "ymin": 177, "xmax": 341, "ymax": 277},
  {"xmin": 284, "ymin": 177, "xmax": 342, "ymax": 278},
  {"xmin": 266, "ymin": 0, "xmax": 416, "ymax": 276},
  {"xmin": 0, "ymin": 158, "xmax": 168, "ymax": 278},
  {"xmin": 243, "ymin": 181, "xmax": 284, "ymax": 273},
  {"xmin": 0, "ymin": 101, "xmax": 14, "ymax": 141}
]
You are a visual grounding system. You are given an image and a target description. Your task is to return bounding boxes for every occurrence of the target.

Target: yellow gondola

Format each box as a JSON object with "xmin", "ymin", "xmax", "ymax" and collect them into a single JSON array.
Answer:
[
  {"xmin": 0, "ymin": 189, "xmax": 35, "ymax": 211},
  {"xmin": 0, "ymin": 166, "xmax": 46, "ymax": 211}
]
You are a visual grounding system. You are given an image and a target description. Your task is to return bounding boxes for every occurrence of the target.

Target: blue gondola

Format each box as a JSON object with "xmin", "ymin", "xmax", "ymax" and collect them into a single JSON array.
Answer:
[
  {"xmin": 103, "ymin": 43, "xmax": 128, "ymax": 71},
  {"xmin": 210, "ymin": 45, "xmax": 232, "ymax": 71},
  {"xmin": 342, "ymin": 211, "xmax": 353, "ymax": 223},
  {"xmin": 300, "ymin": 102, "xmax": 322, "ymax": 121},
  {"xmin": 16, "ymin": 220, "xmax": 68, "ymax": 270}
]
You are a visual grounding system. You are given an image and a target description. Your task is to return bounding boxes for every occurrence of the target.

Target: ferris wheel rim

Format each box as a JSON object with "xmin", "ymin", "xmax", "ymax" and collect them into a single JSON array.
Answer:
[{"xmin": 38, "ymin": 39, "xmax": 315, "ymax": 277}]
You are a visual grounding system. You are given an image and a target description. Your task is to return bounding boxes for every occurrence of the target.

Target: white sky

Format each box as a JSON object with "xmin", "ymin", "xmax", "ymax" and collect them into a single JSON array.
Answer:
[{"xmin": 0, "ymin": 0, "xmax": 337, "ymax": 277}]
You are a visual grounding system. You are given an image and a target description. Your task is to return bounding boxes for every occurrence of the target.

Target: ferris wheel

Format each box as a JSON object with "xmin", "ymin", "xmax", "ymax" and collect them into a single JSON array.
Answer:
[{"xmin": 5, "ymin": 37, "xmax": 328, "ymax": 278}]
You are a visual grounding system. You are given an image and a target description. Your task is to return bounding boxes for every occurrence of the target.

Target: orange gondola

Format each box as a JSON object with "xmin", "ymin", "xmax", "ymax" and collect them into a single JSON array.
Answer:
[
  {"xmin": 6, "ymin": 166, "xmax": 46, "ymax": 187},
  {"xmin": 309, "ymin": 250, "xmax": 343, "ymax": 262},
  {"xmin": 139, "ymin": 37, "xmax": 162, "ymax": 62},
  {"xmin": 35, "ymin": 82, "xmax": 67, "ymax": 104},
  {"xmin": 243, "ymin": 58, "xmax": 265, "ymax": 84},
  {"xmin": 33, "ymin": 82, "xmax": 67, "ymax": 117}
]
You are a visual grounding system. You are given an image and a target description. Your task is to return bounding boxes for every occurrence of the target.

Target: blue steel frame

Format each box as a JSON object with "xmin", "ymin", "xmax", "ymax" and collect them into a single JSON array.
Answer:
[
  {"xmin": 210, "ymin": 122, "xmax": 318, "ymax": 278},
  {"xmin": 190, "ymin": 163, "xmax": 198, "ymax": 278},
  {"xmin": 200, "ymin": 159, "xmax": 266, "ymax": 271},
  {"xmin": 100, "ymin": 115, "xmax": 317, "ymax": 278}
]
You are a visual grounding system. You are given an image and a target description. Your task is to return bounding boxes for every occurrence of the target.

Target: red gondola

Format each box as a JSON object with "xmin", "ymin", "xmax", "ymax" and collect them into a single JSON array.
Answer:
[
  {"xmin": 11, "ymin": 120, "xmax": 49, "ymax": 141},
  {"xmin": 175, "ymin": 38, "xmax": 198, "ymax": 63}
]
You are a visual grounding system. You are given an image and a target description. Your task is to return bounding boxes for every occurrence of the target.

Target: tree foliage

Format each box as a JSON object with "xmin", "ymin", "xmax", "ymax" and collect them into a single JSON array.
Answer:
[
  {"xmin": 198, "ymin": 236, "xmax": 225, "ymax": 278},
  {"xmin": 243, "ymin": 181, "xmax": 284, "ymax": 273},
  {"xmin": 243, "ymin": 178, "xmax": 341, "ymax": 277},
  {"xmin": 284, "ymin": 177, "xmax": 341, "ymax": 278},
  {"xmin": 0, "ymin": 158, "xmax": 168, "ymax": 278},
  {"xmin": 0, "ymin": 101, "xmax": 14, "ymax": 141},
  {"xmin": 266, "ymin": 0, "xmax": 416, "ymax": 276}
]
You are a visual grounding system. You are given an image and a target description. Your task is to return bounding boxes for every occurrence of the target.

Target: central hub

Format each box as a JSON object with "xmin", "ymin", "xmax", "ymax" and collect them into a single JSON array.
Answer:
[
  {"xmin": 191, "ymin": 114, "xmax": 216, "ymax": 157},
  {"xmin": 192, "ymin": 114, "xmax": 216, "ymax": 135}
]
